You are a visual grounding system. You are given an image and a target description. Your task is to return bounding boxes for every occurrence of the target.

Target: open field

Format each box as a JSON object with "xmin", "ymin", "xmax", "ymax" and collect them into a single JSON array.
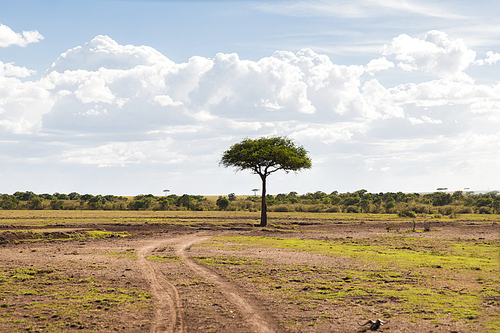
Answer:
[{"xmin": 0, "ymin": 210, "xmax": 498, "ymax": 332}]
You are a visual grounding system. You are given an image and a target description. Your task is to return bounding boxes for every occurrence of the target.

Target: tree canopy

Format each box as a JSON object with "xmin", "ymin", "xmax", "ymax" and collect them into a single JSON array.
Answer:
[{"xmin": 220, "ymin": 136, "xmax": 312, "ymax": 226}]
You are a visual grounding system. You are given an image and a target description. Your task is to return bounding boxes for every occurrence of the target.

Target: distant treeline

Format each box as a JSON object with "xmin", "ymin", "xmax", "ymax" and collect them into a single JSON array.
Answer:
[{"xmin": 1, "ymin": 190, "xmax": 499, "ymax": 216}]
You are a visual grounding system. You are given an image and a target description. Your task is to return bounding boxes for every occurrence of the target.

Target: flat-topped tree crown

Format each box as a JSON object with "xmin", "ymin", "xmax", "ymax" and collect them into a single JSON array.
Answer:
[{"xmin": 220, "ymin": 136, "xmax": 311, "ymax": 226}]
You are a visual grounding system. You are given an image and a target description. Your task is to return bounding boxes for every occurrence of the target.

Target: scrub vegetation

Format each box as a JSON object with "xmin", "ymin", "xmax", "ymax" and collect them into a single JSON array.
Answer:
[{"xmin": 1, "ymin": 190, "xmax": 500, "ymax": 217}]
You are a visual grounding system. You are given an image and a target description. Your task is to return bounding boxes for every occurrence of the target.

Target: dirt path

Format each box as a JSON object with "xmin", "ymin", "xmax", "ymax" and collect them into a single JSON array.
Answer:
[
  {"xmin": 175, "ymin": 235, "xmax": 277, "ymax": 333},
  {"xmin": 138, "ymin": 233, "xmax": 277, "ymax": 333},
  {"xmin": 137, "ymin": 237, "xmax": 187, "ymax": 333}
]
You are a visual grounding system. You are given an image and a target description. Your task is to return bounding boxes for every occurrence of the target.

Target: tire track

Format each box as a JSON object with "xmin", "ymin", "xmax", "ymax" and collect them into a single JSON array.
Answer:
[
  {"xmin": 137, "ymin": 238, "xmax": 187, "ymax": 333},
  {"xmin": 175, "ymin": 235, "xmax": 277, "ymax": 333}
]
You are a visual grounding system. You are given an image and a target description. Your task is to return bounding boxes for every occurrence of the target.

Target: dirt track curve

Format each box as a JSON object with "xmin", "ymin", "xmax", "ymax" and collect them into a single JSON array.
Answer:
[
  {"xmin": 138, "ymin": 233, "xmax": 277, "ymax": 333},
  {"xmin": 137, "ymin": 237, "xmax": 187, "ymax": 333}
]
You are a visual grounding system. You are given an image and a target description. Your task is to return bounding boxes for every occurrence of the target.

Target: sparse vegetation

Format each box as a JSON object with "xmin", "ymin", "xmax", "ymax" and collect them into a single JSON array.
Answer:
[
  {"xmin": 0, "ymin": 208, "xmax": 498, "ymax": 332},
  {"xmin": 0, "ymin": 266, "xmax": 152, "ymax": 332},
  {"xmin": 1, "ymin": 190, "xmax": 499, "ymax": 217},
  {"xmin": 195, "ymin": 235, "xmax": 500, "ymax": 331}
]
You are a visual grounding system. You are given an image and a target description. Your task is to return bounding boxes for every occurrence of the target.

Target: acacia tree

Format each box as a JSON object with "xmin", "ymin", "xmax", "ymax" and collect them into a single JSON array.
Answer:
[{"xmin": 220, "ymin": 136, "xmax": 312, "ymax": 226}]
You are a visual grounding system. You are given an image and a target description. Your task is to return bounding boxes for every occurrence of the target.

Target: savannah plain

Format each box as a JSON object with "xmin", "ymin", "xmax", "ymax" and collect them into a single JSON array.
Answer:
[{"xmin": 0, "ymin": 210, "xmax": 498, "ymax": 332}]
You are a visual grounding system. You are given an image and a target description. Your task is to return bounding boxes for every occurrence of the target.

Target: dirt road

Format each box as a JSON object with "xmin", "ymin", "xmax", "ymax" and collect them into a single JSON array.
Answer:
[
  {"xmin": 137, "ymin": 237, "xmax": 187, "ymax": 333},
  {"xmin": 138, "ymin": 233, "xmax": 276, "ymax": 333}
]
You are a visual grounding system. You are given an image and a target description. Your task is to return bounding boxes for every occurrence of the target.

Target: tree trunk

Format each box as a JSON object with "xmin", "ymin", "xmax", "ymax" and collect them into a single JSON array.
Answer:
[{"xmin": 260, "ymin": 175, "xmax": 267, "ymax": 226}]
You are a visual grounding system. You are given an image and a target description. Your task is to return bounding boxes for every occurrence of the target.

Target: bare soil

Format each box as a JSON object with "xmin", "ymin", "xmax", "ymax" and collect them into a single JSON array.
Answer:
[{"xmin": 0, "ymin": 215, "xmax": 498, "ymax": 332}]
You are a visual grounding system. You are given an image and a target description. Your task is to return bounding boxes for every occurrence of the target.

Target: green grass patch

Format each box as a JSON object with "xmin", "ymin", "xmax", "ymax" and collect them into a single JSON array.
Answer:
[
  {"xmin": 0, "ymin": 266, "xmax": 152, "ymax": 332},
  {"xmin": 197, "ymin": 235, "xmax": 499, "ymax": 327},
  {"xmin": 146, "ymin": 254, "xmax": 181, "ymax": 262},
  {"xmin": 85, "ymin": 230, "xmax": 129, "ymax": 238},
  {"xmin": 103, "ymin": 251, "xmax": 137, "ymax": 259}
]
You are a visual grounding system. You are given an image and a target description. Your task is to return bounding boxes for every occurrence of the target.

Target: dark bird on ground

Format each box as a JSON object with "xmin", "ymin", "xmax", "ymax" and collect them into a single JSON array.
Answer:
[{"xmin": 358, "ymin": 319, "xmax": 388, "ymax": 331}]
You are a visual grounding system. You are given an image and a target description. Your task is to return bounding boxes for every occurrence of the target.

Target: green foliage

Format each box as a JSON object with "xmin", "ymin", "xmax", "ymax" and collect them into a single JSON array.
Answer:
[
  {"xmin": 1, "ymin": 190, "xmax": 499, "ymax": 215},
  {"xmin": 216, "ymin": 196, "xmax": 230, "ymax": 210},
  {"xmin": 50, "ymin": 199, "xmax": 64, "ymax": 210},
  {"xmin": 0, "ymin": 195, "xmax": 19, "ymax": 209},
  {"xmin": 220, "ymin": 136, "xmax": 312, "ymax": 226},
  {"xmin": 220, "ymin": 136, "xmax": 312, "ymax": 174},
  {"xmin": 432, "ymin": 192, "xmax": 453, "ymax": 206},
  {"xmin": 13, "ymin": 191, "xmax": 37, "ymax": 201},
  {"xmin": 128, "ymin": 196, "xmax": 153, "ymax": 210},
  {"xmin": 28, "ymin": 197, "xmax": 44, "ymax": 210},
  {"xmin": 399, "ymin": 210, "xmax": 417, "ymax": 218}
]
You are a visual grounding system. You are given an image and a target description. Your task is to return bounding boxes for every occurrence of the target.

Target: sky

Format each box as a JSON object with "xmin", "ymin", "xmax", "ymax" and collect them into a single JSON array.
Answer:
[{"xmin": 0, "ymin": 0, "xmax": 499, "ymax": 196}]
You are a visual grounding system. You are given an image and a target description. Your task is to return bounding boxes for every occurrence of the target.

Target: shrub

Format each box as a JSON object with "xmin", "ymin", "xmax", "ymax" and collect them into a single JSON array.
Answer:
[
  {"xmin": 456, "ymin": 206, "xmax": 473, "ymax": 214},
  {"xmin": 50, "ymin": 199, "xmax": 64, "ymax": 210},
  {"xmin": 325, "ymin": 205, "xmax": 341, "ymax": 213},
  {"xmin": 345, "ymin": 205, "xmax": 359, "ymax": 213},
  {"xmin": 216, "ymin": 196, "xmax": 230, "ymax": 210},
  {"xmin": 385, "ymin": 202, "xmax": 395, "ymax": 213},
  {"xmin": 411, "ymin": 205, "xmax": 430, "ymax": 214},
  {"xmin": 269, "ymin": 204, "xmax": 294, "ymax": 212},
  {"xmin": 478, "ymin": 206, "xmax": 492, "ymax": 214},
  {"xmin": 438, "ymin": 205, "xmax": 454, "ymax": 215},
  {"xmin": 29, "ymin": 197, "xmax": 44, "ymax": 210},
  {"xmin": 399, "ymin": 210, "xmax": 416, "ymax": 218}
]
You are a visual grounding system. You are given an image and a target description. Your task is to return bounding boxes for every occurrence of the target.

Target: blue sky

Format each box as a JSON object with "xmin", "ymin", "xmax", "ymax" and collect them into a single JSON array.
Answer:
[{"xmin": 1, "ymin": 0, "xmax": 499, "ymax": 196}]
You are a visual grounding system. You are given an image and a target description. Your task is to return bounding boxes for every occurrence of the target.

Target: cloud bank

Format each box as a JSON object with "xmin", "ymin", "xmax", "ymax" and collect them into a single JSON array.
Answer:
[{"xmin": 1, "ymin": 30, "xmax": 499, "ymax": 194}]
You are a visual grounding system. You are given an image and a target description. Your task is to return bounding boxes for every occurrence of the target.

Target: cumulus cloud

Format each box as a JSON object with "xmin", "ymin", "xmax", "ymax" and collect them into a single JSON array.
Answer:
[
  {"xmin": 475, "ymin": 51, "xmax": 500, "ymax": 66},
  {"xmin": 0, "ymin": 33, "xmax": 496, "ymax": 140},
  {"xmin": 0, "ymin": 61, "xmax": 36, "ymax": 77},
  {"xmin": 365, "ymin": 57, "xmax": 394, "ymax": 75},
  {"xmin": 154, "ymin": 95, "xmax": 184, "ymax": 107},
  {"xmin": 50, "ymin": 35, "xmax": 171, "ymax": 72},
  {"xmin": 1, "ymin": 32, "xmax": 499, "ymax": 194},
  {"xmin": 383, "ymin": 30, "xmax": 476, "ymax": 79},
  {"xmin": 0, "ymin": 75, "xmax": 53, "ymax": 134},
  {"xmin": 0, "ymin": 24, "xmax": 44, "ymax": 47}
]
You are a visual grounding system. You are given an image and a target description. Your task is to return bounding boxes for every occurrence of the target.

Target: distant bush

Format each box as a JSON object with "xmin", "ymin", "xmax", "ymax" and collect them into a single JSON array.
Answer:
[
  {"xmin": 437, "ymin": 205, "xmax": 454, "ymax": 215},
  {"xmin": 269, "ymin": 204, "xmax": 294, "ymax": 212},
  {"xmin": 410, "ymin": 205, "xmax": 430, "ymax": 214},
  {"xmin": 478, "ymin": 206, "xmax": 492, "ymax": 214},
  {"xmin": 455, "ymin": 206, "xmax": 473, "ymax": 214},
  {"xmin": 346, "ymin": 205, "xmax": 359, "ymax": 213},
  {"xmin": 399, "ymin": 210, "xmax": 417, "ymax": 218},
  {"xmin": 0, "ymin": 190, "xmax": 498, "ymax": 214}
]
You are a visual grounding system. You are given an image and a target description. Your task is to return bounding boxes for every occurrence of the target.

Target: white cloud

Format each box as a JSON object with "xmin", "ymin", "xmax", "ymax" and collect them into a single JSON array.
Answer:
[
  {"xmin": 0, "ymin": 24, "xmax": 44, "ymax": 47},
  {"xmin": 383, "ymin": 30, "xmax": 476, "ymax": 79},
  {"xmin": 475, "ymin": 51, "xmax": 500, "ymax": 66},
  {"xmin": 290, "ymin": 122, "xmax": 367, "ymax": 144},
  {"xmin": 1, "ymin": 33, "xmax": 499, "ymax": 194},
  {"xmin": 50, "ymin": 35, "xmax": 171, "ymax": 72},
  {"xmin": 154, "ymin": 95, "xmax": 184, "ymax": 107},
  {"xmin": 407, "ymin": 115, "xmax": 442, "ymax": 125},
  {"xmin": 365, "ymin": 57, "xmax": 394, "ymax": 75},
  {"xmin": 60, "ymin": 140, "xmax": 185, "ymax": 167},
  {"xmin": 75, "ymin": 76, "xmax": 117, "ymax": 104},
  {"xmin": 0, "ymin": 76, "xmax": 54, "ymax": 134},
  {"xmin": 0, "ymin": 61, "xmax": 36, "ymax": 77},
  {"xmin": 470, "ymin": 100, "xmax": 500, "ymax": 114},
  {"xmin": 0, "ymin": 34, "xmax": 496, "ymax": 141}
]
